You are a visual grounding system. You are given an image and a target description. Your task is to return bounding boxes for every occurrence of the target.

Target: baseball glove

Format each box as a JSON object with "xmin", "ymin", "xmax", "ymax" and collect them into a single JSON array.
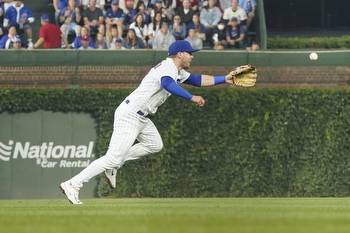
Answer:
[{"xmin": 230, "ymin": 65, "xmax": 257, "ymax": 87}]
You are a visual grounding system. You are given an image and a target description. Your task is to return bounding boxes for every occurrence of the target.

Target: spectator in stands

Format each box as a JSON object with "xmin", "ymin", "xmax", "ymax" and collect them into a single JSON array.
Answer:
[
  {"xmin": 239, "ymin": 0, "xmax": 256, "ymax": 28},
  {"xmin": 162, "ymin": 0, "xmax": 176, "ymax": 21},
  {"xmin": 123, "ymin": 0, "xmax": 137, "ymax": 25},
  {"xmin": 53, "ymin": 0, "xmax": 64, "ymax": 23},
  {"xmin": 98, "ymin": 23, "xmax": 106, "ymax": 35},
  {"xmin": 129, "ymin": 12, "xmax": 148, "ymax": 44},
  {"xmin": 150, "ymin": 0, "xmax": 161, "ymax": 18},
  {"xmin": 147, "ymin": 11, "xmax": 162, "ymax": 47},
  {"xmin": 142, "ymin": 0, "xmax": 152, "ymax": 10},
  {"xmin": 191, "ymin": 0, "xmax": 200, "ymax": 12},
  {"xmin": 79, "ymin": 34, "xmax": 95, "ymax": 49},
  {"xmin": 200, "ymin": 0, "xmax": 221, "ymax": 45},
  {"xmin": 114, "ymin": 37, "xmax": 124, "ymax": 49},
  {"xmin": 150, "ymin": 0, "xmax": 171, "ymax": 23},
  {"xmin": 119, "ymin": 0, "xmax": 136, "ymax": 13},
  {"xmin": 175, "ymin": 0, "xmax": 193, "ymax": 26},
  {"xmin": 212, "ymin": 21, "xmax": 227, "ymax": 50},
  {"xmin": 152, "ymin": 21, "xmax": 175, "ymax": 49},
  {"xmin": 83, "ymin": 0, "xmax": 104, "ymax": 37},
  {"xmin": 223, "ymin": 0, "xmax": 247, "ymax": 26},
  {"xmin": 105, "ymin": 0, "xmax": 125, "ymax": 37},
  {"xmin": 60, "ymin": 0, "xmax": 82, "ymax": 47},
  {"xmin": 80, "ymin": 0, "xmax": 105, "ymax": 10},
  {"xmin": 226, "ymin": 17, "xmax": 245, "ymax": 48},
  {"xmin": 95, "ymin": 32, "xmax": 108, "ymax": 48},
  {"xmin": 72, "ymin": 26, "xmax": 94, "ymax": 48},
  {"xmin": 185, "ymin": 27, "xmax": 202, "ymax": 49},
  {"xmin": 3, "ymin": 0, "xmax": 15, "ymax": 12},
  {"xmin": 122, "ymin": 28, "xmax": 145, "ymax": 48},
  {"xmin": 58, "ymin": 0, "xmax": 81, "ymax": 25},
  {"xmin": 33, "ymin": 14, "xmax": 62, "ymax": 49},
  {"xmin": 219, "ymin": 0, "xmax": 230, "ymax": 11},
  {"xmin": 106, "ymin": 24, "xmax": 123, "ymax": 48},
  {"xmin": 105, "ymin": 0, "xmax": 125, "ymax": 24},
  {"xmin": 95, "ymin": 0, "xmax": 107, "ymax": 9},
  {"xmin": 11, "ymin": 35, "xmax": 21, "ymax": 49},
  {"xmin": 170, "ymin": 14, "xmax": 186, "ymax": 40},
  {"xmin": 74, "ymin": 6, "xmax": 85, "ymax": 26},
  {"xmin": 163, "ymin": 0, "xmax": 176, "ymax": 9},
  {"xmin": 187, "ymin": 13, "xmax": 205, "ymax": 41},
  {"xmin": 2, "ymin": 33, "xmax": 22, "ymax": 49},
  {"xmin": 53, "ymin": 0, "xmax": 80, "ymax": 24},
  {"xmin": 104, "ymin": 0, "xmax": 113, "ymax": 11},
  {"xmin": 4, "ymin": 0, "xmax": 35, "ymax": 48},
  {"xmin": 136, "ymin": 1, "xmax": 151, "ymax": 25},
  {"xmin": 0, "ymin": 26, "xmax": 19, "ymax": 49},
  {"xmin": 176, "ymin": 0, "xmax": 198, "ymax": 12}
]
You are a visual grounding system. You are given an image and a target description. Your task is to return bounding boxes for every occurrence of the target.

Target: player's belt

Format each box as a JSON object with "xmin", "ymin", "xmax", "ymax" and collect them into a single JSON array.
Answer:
[
  {"xmin": 125, "ymin": 100, "xmax": 146, "ymax": 116},
  {"xmin": 136, "ymin": 110, "xmax": 145, "ymax": 116}
]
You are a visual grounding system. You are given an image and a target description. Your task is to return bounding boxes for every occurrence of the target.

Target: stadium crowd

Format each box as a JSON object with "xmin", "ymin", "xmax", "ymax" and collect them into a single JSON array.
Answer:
[{"xmin": 0, "ymin": 0, "xmax": 259, "ymax": 50}]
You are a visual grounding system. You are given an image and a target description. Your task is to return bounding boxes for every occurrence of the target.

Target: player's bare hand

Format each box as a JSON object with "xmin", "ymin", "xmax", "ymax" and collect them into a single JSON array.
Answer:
[
  {"xmin": 191, "ymin": 95, "xmax": 205, "ymax": 107},
  {"xmin": 225, "ymin": 71, "xmax": 235, "ymax": 84}
]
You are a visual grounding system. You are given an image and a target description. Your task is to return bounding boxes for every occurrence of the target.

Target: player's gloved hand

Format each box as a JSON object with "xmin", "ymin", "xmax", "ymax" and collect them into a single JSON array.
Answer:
[
  {"xmin": 225, "ymin": 71, "xmax": 235, "ymax": 85},
  {"xmin": 191, "ymin": 95, "xmax": 205, "ymax": 107},
  {"xmin": 228, "ymin": 64, "xmax": 257, "ymax": 87}
]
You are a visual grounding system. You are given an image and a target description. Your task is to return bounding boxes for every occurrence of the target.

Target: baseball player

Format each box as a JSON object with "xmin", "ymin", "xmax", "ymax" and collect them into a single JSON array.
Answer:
[{"xmin": 60, "ymin": 40, "xmax": 235, "ymax": 204}]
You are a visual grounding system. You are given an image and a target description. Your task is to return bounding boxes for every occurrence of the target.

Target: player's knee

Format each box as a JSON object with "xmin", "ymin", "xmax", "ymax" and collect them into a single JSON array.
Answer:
[
  {"xmin": 151, "ymin": 139, "xmax": 163, "ymax": 153},
  {"xmin": 105, "ymin": 150, "xmax": 126, "ymax": 167}
]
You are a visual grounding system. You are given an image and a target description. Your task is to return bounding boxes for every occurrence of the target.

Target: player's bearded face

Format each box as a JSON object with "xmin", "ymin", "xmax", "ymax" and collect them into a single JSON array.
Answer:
[{"xmin": 181, "ymin": 52, "xmax": 193, "ymax": 69}]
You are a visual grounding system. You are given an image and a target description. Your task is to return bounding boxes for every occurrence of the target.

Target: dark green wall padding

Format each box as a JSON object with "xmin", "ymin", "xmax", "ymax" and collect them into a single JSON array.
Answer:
[
  {"xmin": 1, "ymin": 88, "xmax": 350, "ymax": 197},
  {"xmin": 0, "ymin": 111, "xmax": 97, "ymax": 199},
  {"xmin": 1, "ymin": 50, "xmax": 350, "ymax": 67}
]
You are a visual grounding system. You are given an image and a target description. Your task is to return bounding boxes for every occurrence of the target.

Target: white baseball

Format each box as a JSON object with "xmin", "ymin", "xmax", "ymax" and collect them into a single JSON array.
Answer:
[{"xmin": 309, "ymin": 52, "xmax": 318, "ymax": 60}]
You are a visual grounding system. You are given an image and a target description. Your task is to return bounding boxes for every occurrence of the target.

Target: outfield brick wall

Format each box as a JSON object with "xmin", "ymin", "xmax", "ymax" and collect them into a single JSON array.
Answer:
[{"xmin": 0, "ymin": 66, "xmax": 349, "ymax": 88}]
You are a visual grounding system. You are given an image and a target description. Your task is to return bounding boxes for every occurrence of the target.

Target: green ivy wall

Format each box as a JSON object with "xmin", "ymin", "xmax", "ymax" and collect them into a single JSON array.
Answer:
[{"xmin": 1, "ymin": 88, "xmax": 350, "ymax": 197}]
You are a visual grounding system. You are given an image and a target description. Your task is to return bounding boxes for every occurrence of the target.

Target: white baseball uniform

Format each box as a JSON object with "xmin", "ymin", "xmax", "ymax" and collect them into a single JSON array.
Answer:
[{"xmin": 70, "ymin": 57, "xmax": 191, "ymax": 188}]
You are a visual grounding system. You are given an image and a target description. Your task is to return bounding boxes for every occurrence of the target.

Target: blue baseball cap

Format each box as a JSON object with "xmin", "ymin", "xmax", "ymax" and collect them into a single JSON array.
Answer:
[
  {"xmin": 168, "ymin": 40, "xmax": 199, "ymax": 56},
  {"xmin": 112, "ymin": 0, "xmax": 119, "ymax": 5},
  {"xmin": 41, "ymin": 14, "xmax": 49, "ymax": 21}
]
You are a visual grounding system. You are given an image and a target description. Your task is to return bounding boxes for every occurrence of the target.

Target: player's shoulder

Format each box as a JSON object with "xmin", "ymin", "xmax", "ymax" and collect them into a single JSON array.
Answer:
[
  {"xmin": 146, "ymin": 58, "xmax": 178, "ymax": 82},
  {"xmin": 153, "ymin": 58, "xmax": 177, "ymax": 74},
  {"xmin": 159, "ymin": 58, "xmax": 175, "ymax": 68}
]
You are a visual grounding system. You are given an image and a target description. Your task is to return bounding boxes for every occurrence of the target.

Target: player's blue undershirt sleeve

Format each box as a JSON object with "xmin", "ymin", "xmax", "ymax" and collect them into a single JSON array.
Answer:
[
  {"xmin": 184, "ymin": 74, "xmax": 201, "ymax": 86},
  {"xmin": 213, "ymin": 75, "xmax": 226, "ymax": 85},
  {"xmin": 161, "ymin": 76, "xmax": 193, "ymax": 101},
  {"xmin": 184, "ymin": 74, "xmax": 226, "ymax": 86}
]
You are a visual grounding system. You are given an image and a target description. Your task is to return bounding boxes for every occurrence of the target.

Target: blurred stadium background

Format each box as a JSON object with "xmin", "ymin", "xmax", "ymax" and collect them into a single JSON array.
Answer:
[{"xmin": 1, "ymin": 0, "xmax": 350, "ymax": 233}]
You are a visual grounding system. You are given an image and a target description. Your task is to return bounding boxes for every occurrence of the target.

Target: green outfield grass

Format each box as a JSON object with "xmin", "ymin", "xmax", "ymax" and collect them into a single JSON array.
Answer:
[{"xmin": 0, "ymin": 198, "xmax": 350, "ymax": 233}]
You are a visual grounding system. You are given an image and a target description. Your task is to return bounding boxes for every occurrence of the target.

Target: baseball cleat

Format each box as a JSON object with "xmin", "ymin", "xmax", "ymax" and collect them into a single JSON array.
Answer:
[
  {"xmin": 59, "ymin": 181, "xmax": 83, "ymax": 205},
  {"xmin": 104, "ymin": 168, "xmax": 117, "ymax": 189}
]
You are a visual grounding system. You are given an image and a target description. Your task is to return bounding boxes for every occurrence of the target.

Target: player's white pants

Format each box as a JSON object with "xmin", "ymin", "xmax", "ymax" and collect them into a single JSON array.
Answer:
[{"xmin": 70, "ymin": 102, "xmax": 163, "ymax": 188}]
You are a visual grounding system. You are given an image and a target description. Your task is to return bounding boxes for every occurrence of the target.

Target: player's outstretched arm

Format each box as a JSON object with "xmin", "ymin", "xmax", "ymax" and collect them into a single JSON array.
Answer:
[
  {"xmin": 161, "ymin": 76, "xmax": 205, "ymax": 107},
  {"xmin": 184, "ymin": 73, "xmax": 234, "ymax": 87}
]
